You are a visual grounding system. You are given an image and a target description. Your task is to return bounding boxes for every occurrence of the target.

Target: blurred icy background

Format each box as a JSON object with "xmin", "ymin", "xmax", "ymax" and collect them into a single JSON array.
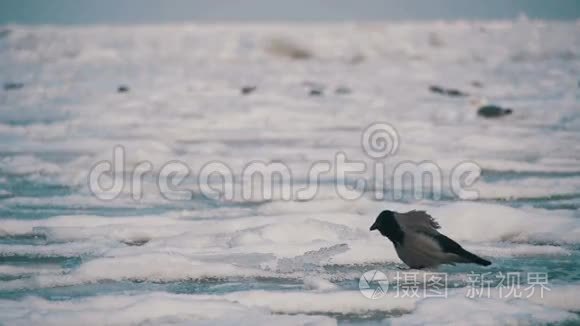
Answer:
[{"xmin": 0, "ymin": 1, "xmax": 580, "ymax": 325}]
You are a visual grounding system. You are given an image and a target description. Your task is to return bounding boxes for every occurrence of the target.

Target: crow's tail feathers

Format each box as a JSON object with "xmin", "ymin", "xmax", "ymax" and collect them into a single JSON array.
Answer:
[
  {"xmin": 460, "ymin": 249, "xmax": 491, "ymax": 266},
  {"xmin": 435, "ymin": 234, "xmax": 491, "ymax": 266}
]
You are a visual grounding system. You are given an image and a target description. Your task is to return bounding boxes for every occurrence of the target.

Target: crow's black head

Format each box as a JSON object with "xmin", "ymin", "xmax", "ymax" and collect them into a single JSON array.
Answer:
[{"xmin": 370, "ymin": 210, "xmax": 404, "ymax": 244}]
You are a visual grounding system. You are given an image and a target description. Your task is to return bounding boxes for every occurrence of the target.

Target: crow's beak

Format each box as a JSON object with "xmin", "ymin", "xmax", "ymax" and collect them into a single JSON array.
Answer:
[{"xmin": 370, "ymin": 223, "xmax": 377, "ymax": 231}]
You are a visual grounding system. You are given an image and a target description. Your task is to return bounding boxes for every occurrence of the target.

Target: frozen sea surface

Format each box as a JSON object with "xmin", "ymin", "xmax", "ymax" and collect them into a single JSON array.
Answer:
[{"xmin": 1, "ymin": 19, "xmax": 580, "ymax": 325}]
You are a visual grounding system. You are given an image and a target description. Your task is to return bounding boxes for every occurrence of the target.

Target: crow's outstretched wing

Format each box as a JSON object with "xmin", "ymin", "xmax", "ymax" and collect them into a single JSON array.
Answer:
[{"xmin": 394, "ymin": 210, "xmax": 440, "ymax": 235}]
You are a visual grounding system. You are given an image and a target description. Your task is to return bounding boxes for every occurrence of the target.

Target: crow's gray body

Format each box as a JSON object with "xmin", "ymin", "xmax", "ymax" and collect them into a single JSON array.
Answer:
[{"xmin": 370, "ymin": 210, "xmax": 491, "ymax": 269}]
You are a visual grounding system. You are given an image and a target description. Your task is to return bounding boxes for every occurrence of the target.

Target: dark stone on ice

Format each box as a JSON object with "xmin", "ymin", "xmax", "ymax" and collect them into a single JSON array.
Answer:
[
  {"xmin": 429, "ymin": 85, "xmax": 445, "ymax": 94},
  {"xmin": 471, "ymin": 81, "xmax": 484, "ymax": 88},
  {"xmin": 477, "ymin": 105, "xmax": 513, "ymax": 118},
  {"xmin": 121, "ymin": 238, "xmax": 150, "ymax": 246},
  {"xmin": 302, "ymin": 81, "xmax": 325, "ymax": 96},
  {"xmin": 241, "ymin": 86, "xmax": 256, "ymax": 95},
  {"xmin": 445, "ymin": 88, "xmax": 468, "ymax": 97},
  {"xmin": 335, "ymin": 86, "xmax": 352, "ymax": 95},
  {"xmin": 3, "ymin": 82, "xmax": 24, "ymax": 91},
  {"xmin": 429, "ymin": 85, "xmax": 469, "ymax": 97},
  {"xmin": 309, "ymin": 88, "xmax": 323, "ymax": 96}
]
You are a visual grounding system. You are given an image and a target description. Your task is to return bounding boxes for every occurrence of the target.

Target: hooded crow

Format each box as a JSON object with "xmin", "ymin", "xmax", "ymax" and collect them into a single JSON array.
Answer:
[{"xmin": 370, "ymin": 210, "xmax": 491, "ymax": 269}]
